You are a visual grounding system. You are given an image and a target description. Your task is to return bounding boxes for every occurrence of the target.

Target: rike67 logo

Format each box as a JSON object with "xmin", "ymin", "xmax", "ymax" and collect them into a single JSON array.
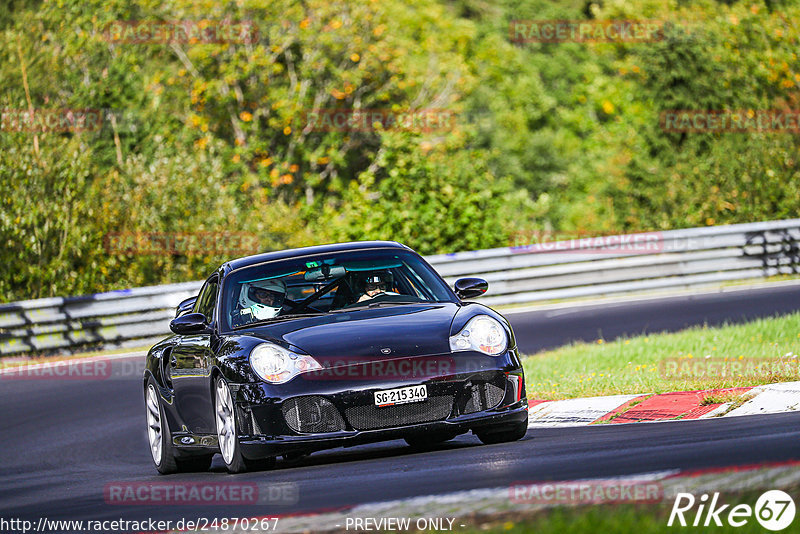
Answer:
[{"xmin": 668, "ymin": 490, "xmax": 796, "ymax": 531}]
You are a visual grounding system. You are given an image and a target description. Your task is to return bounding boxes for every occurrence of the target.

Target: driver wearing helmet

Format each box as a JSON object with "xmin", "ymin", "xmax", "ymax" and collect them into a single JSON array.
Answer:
[
  {"xmin": 357, "ymin": 271, "xmax": 398, "ymax": 303},
  {"xmin": 234, "ymin": 279, "xmax": 287, "ymax": 325}
]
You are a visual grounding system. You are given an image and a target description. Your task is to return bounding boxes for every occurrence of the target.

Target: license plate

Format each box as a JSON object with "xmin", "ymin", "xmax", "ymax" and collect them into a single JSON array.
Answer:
[{"xmin": 374, "ymin": 385, "xmax": 427, "ymax": 407}]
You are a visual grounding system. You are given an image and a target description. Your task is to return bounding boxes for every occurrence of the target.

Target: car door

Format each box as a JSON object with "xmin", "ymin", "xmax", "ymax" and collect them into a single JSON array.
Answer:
[{"xmin": 171, "ymin": 275, "xmax": 219, "ymax": 434}]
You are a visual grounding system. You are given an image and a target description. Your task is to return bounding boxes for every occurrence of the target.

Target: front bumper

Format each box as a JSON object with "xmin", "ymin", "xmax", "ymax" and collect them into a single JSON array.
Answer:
[
  {"xmin": 230, "ymin": 350, "xmax": 527, "ymax": 459},
  {"xmin": 238, "ymin": 402, "xmax": 528, "ymax": 459}
]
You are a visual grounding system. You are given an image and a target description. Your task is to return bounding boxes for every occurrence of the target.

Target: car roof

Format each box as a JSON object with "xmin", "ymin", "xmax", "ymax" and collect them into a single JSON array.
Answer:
[{"xmin": 222, "ymin": 241, "xmax": 411, "ymax": 274}]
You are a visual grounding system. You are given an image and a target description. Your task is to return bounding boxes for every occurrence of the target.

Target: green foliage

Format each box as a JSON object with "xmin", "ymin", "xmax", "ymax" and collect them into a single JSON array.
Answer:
[
  {"xmin": 1, "ymin": 0, "xmax": 799, "ymax": 301},
  {"xmin": 0, "ymin": 137, "xmax": 101, "ymax": 299},
  {"xmin": 594, "ymin": 0, "xmax": 800, "ymax": 230},
  {"xmin": 318, "ymin": 133, "xmax": 535, "ymax": 255}
]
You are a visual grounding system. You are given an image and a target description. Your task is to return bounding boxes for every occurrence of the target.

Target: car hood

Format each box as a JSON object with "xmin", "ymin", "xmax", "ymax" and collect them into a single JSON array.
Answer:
[{"xmin": 242, "ymin": 303, "xmax": 458, "ymax": 363}]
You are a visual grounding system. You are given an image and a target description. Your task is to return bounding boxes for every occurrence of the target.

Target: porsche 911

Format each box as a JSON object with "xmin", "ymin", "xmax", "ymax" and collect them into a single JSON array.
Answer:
[{"xmin": 143, "ymin": 241, "xmax": 528, "ymax": 473}]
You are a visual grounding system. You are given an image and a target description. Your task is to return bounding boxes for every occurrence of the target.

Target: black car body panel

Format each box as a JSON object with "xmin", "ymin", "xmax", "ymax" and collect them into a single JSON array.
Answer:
[{"xmin": 144, "ymin": 241, "xmax": 527, "ymax": 463}]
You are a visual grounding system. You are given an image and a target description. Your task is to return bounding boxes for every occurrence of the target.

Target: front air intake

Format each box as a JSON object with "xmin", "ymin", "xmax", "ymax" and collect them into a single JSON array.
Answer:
[
  {"xmin": 282, "ymin": 396, "xmax": 347, "ymax": 434},
  {"xmin": 345, "ymin": 396, "xmax": 454, "ymax": 431},
  {"xmin": 462, "ymin": 382, "xmax": 505, "ymax": 414}
]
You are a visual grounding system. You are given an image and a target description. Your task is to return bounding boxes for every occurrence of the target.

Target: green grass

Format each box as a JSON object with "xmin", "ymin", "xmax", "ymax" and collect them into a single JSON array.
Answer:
[{"xmin": 522, "ymin": 312, "xmax": 800, "ymax": 400}]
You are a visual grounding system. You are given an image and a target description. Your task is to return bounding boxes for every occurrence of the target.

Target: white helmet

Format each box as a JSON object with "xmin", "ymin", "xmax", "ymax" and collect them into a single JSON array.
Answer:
[{"xmin": 238, "ymin": 279, "xmax": 287, "ymax": 321}]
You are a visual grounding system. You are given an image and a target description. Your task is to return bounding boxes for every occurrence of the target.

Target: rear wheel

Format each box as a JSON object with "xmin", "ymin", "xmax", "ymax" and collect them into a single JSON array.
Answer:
[
  {"xmin": 145, "ymin": 382, "xmax": 178, "ymax": 474},
  {"xmin": 146, "ymin": 381, "xmax": 214, "ymax": 474},
  {"xmin": 405, "ymin": 431, "xmax": 458, "ymax": 449},
  {"xmin": 215, "ymin": 377, "xmax": 275, "ymax": 473}
]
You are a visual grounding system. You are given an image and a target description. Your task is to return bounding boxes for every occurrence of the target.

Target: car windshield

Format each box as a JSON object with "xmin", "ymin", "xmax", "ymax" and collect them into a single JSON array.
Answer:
[{"xmin": 220, "ymin": 248, "xmax": 456, "ymax": 330}]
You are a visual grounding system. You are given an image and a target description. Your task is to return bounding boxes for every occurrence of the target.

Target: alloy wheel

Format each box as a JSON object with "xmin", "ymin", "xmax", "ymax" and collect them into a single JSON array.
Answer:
[
  {"xmin": 146, "ymin": 384, "xmax": 163, "ymax": 464},
  {"xmin": 215, "ymin": 379, "xmax": 236, "ymax": 464}
]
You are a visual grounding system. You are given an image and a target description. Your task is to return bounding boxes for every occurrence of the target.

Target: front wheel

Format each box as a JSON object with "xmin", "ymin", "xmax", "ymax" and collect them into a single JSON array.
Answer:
[{"xmin": 215, "ymin": 377, "xmax": 275, "ymax": 473}]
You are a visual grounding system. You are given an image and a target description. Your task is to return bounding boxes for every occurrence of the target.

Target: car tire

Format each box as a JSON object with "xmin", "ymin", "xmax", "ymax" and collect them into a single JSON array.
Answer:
[
  {"xmin": 214, "ymin": 377, "xmax": 276, "ymax": 473},
  {"xmin": 145, "ymin": 380, "xmax": 179, "ymax": 474},
  {"xmin": 404, "ymin": 431, "xmax": 458, "ymax": 449},
  {"xmin": 475, "ymin": 418, "xmax": 528, "ymax": 445}
]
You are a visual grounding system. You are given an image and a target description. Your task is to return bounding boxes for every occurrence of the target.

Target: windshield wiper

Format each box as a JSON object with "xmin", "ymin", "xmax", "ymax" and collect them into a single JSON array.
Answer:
[
  {"xmin": 334, "ymin": 301, "xmax": 422, "ymax": 312},
  {"xmin": 232, "ymin": 313, "xmax": 328, "ymax": 329}
]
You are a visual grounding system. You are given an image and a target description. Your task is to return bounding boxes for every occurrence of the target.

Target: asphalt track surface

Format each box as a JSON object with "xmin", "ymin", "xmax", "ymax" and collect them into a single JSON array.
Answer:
[{"xmin": 2, "ymin": 284, "xmax": 800, "ymax": 526}]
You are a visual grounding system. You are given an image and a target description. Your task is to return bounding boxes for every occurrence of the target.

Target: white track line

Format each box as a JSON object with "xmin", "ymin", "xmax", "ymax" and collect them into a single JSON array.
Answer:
[
  {"xmin": 724, "ymin": 381, "xmax": 800, "ymax": 417},
  {"xmin": 699, "ymin": 402, "xmax": 732, "ymax": 419},
  {"xmin": 527, "ymin": 394, "xmax": 642, "ymax": 427}
]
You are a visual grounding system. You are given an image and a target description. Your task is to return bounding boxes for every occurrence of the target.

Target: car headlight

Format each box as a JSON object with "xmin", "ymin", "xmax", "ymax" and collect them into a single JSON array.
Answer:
[
  {"xmin": 250, "ymin": 343, "xmax": 322, "ymax": 384},
  {"xmin": 449, "ymin": 315, "xmax": 508, "ymax": 356}
]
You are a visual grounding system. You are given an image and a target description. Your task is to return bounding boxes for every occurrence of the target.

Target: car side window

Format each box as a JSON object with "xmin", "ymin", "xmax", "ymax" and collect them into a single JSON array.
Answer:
[{"xmin": 194, "ymin": 278, "xmax": 219, "ymax": 324}]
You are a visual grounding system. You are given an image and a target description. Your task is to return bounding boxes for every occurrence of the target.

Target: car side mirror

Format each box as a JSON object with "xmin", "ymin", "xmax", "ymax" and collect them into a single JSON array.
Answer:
[
  {"xmin": 454, "ymin": 278, "xmax": 488, "ymax": 300},
  {"xmin": 175, "ymin": 296, "xmax": 198, "ymax": 318},
  {"xmin": 170, "ymin": 312, "xmax": 211, "ymax": 335}
]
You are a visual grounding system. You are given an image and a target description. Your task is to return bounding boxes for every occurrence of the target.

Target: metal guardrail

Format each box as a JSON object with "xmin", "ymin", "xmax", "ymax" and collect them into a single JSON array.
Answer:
[
  {"xmin": 2, "ymin": 219, "xmax": 800, "ymax": 355},
  {"xmin": 0, "ymin": 282, "xmax": 202, "ymax": 355}
]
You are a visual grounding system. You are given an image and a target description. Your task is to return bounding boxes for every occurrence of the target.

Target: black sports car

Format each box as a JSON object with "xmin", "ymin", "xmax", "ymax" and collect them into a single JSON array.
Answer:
[{"xmin": 144, "ymin": 241, "xmax": 528, "ymax": 474}]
